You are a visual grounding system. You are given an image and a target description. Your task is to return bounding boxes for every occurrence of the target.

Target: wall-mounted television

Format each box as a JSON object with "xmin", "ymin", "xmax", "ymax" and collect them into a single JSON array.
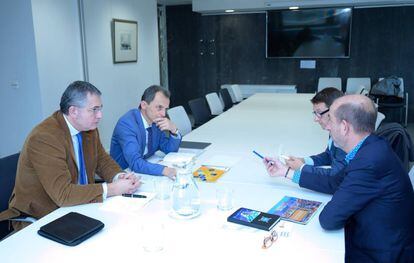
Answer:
[{"xmin": 266, "ymin": 7, "xmax": 352, "ymax": 58}]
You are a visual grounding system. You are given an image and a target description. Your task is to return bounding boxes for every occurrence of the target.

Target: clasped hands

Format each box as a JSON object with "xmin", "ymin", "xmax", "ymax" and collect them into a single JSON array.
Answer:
[{"xmin": 108, "ymin": 172, "xmax": 141, "ymax": 197}]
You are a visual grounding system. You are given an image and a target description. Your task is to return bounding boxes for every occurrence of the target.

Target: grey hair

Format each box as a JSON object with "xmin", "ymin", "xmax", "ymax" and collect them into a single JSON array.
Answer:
[
  {"xmin": 334, "ymin": 100, "xmax": 377, "ymax": 134},
  {"xmin": 60, "ymin": 81, "xmax": 101, "ymax": 114},
  {"xmin": 140, "ymin": 85, "xmax": 170, "ymax": 108}
]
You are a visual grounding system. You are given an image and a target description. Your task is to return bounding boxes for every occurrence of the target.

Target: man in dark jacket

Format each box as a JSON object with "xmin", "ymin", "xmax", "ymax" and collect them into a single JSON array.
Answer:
[
  {"xmin": 265, "ymin": 95, "xmax": 414, "ymax": 262},
  {"xmin": 286, "ymin": 87, "xmax": 347, "ymax": 178}
]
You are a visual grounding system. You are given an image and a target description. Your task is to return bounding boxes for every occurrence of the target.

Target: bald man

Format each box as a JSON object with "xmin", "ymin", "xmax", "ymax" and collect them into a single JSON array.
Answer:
[{"xmin": 265, "ymin": 95, "xmax": 414, "ymax": 262}]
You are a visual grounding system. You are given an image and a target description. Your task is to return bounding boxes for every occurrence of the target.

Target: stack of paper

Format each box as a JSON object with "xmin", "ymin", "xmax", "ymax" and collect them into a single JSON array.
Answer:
[
  {"xmin": 100, "ymin": 192, "xmax": 156, "ymax": 213},
  {"xmin": 162, "ymin": 152, "xmax": 196, "ymax": 166}
]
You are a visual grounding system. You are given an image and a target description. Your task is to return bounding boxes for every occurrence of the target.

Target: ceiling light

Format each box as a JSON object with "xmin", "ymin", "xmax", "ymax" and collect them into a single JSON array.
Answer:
[
  {"xmin": 225, "ymin": 9, "xmax": 235, "ymax": 13},
  {"xmin": 289, "ymin": 6, "xmax": 299, "ymax": 10}
]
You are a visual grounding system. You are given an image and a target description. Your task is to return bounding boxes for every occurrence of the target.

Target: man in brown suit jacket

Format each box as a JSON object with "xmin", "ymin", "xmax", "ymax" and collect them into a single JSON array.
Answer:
[{"xmin": 0, "ymin": 81, "xmax": 141, "ymax": 232}]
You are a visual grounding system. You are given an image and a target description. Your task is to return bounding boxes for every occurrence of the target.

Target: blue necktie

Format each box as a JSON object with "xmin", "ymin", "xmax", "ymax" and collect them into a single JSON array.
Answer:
[
  {"xmin": 144, "ymin": 127, "xmax": 153, "ymax": 159},
  {"xmin": 76, "ymin": 133, "xmax": 88, "ymax": 185}
]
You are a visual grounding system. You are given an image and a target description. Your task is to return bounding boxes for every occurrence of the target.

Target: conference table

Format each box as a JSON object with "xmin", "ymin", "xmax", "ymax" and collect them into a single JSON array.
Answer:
[{"xmin": 0, "ymin": 93, "xmax": 344, "ymax": 262}]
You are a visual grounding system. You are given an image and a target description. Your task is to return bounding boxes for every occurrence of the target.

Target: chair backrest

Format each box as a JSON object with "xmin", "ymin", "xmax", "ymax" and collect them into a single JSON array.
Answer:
[
  {"xmin": 219, "ymin": 88, "xmax": 233, "ymax": 111},
  {"xmin": 188, "ymin": 97, "xmax": 211, "ymax": 127},
  {"xmin": 374, "ymin": 122, "xmax": 413, "ymax": 172},
  {"xmin": 378, "ymin": 77, "xmax": 404, "ymax": 98},
  {"xmin": 221, "ymin": 85, "xmax": 237, "ymax": 103},
  {"xmin": 318, "ymin": 77, "xmax": 342, "ymax": 92},
  {"xmin": 0, "ymin": 153, "xmax": 20, "ymax": 240},
  {"xmin": 346, "ymin": 78, "xmax": 371, "ymax": 94},
  {"xmin": 205, "ymin": 92, "xmax": 224, "ymax": 116},
  {"xmin": 375, "ymin": 112, "xmax": 386, "ymax": 130},
  {"xmin": 230, "ymin": 84, "xmax": 244, "ymax": 102},
  {"xmin": 167, "ymin": 106, "xmax": 192, "ymax": 136}
]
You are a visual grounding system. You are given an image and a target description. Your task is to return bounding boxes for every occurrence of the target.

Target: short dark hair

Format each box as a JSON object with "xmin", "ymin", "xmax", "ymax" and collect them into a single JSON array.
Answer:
[
  {"xmin": 140, "ymin": 85, "xmax": 170, "ymax": 107},
  {"xmin": 334, "ymin": 100, "xmax": 377, "ymax": 134},
  {"xmin": 311, "ymin": 87, "xmax": 344, "ymax": 107},
  {"xmin": 60, "ymin": 81, "xmax": 101, "ymax": 114}
]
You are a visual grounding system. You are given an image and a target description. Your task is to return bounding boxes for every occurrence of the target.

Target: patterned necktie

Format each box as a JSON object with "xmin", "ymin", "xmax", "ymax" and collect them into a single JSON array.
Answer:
[
  {"xmin": 144, "ymin": 126, "xmax": 153, "ymax": 159},
  {"xmin": 76, "ymin": 133, "xmax": 88, "ymax": 185}
]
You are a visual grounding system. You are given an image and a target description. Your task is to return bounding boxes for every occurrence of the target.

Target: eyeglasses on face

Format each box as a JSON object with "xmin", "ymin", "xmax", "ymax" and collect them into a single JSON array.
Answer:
[
  {"xmin": 262, "ymin": 230, "xmax": 278, "ymax": 249},
  {"xmin": 312, "ymin": 108, "xmax": 329, "ymax": 118},
  {"xmin": 87, "ymin": 105, "xmax": 103, "ymax": 114}
]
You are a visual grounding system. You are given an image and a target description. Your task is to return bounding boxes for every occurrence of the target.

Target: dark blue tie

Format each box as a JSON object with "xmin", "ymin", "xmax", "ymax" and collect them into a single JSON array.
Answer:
[
  {"xmin": 144, "ymin": 127, "xmax": 153, "ymax": 159},
  {"xmin": 76, "ymin": 133, "xmax": 88, "ymax": 185}
]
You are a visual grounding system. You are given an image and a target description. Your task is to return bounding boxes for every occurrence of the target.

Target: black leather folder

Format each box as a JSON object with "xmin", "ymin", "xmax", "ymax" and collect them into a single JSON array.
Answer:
[{"xmin": 38, "ymin": 212, "xmax": 104, "ymax": 246}]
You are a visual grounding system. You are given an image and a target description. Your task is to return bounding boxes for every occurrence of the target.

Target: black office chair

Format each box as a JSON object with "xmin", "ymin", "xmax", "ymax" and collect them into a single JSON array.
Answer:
[
  {"xmin": 188, "ymin": 97, "xmax": 212, "ymax": 128},
  {"xmin": 374, "ymin": 77, "xmax": 408, "ymax": 127},
  {"xmin": 0, "ymin": 153, "xmax": 20, "ymax": 240},
  {"xmin": 375, "ymin": 122, "xmax": 414, "ymax": 173},
  {"xmin": 219, "ymin": 88, "xmax": 233, "ymax": 111}
]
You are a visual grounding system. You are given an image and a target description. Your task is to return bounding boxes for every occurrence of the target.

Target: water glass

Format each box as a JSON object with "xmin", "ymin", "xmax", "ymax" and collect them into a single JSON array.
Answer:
[
  {"xmin": 155, "ymin": 177, "xmax": 172, "ymax": 200},
  {"xmin": 216, "ymin": 187, "xmax": 234, "ymax": 211},
  {"xmin": 141, "ymin": 222, "xmax": 165, "ymax": 252}
]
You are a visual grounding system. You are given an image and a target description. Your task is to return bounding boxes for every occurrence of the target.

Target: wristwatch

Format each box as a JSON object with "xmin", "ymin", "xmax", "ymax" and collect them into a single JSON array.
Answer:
[{"xmin": 171, "ymin": 128, "xmax": 179, "ymax": 135}]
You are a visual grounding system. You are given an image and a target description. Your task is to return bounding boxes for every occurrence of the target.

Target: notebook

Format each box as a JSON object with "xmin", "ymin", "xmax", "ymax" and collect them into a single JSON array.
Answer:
[
  {"xmin": 227, "ymin": 207, "xmax": 281, "ymax": 231},
  {"xmin": 38, "ymin": 212, "xmax": 104, "ymax": 246}
]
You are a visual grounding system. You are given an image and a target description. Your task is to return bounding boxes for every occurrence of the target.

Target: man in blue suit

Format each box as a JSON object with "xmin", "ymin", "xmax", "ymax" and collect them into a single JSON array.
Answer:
[
  {"xmin": 111, "ymin": 85, "xmax": 181, "ymax": 179},
  {"xmin": 286, "ymin": 87, "xmax": 346, "ymax": 178},
  {"xmin": 265, "ymin": 95, "xmax": 414, "ymax": 262}
]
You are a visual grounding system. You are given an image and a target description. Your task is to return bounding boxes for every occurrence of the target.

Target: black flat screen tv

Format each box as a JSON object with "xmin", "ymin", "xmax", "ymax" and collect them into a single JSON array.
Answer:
[{"xmin": 266, "ymin": 7, "xmax": 352, "ymax": 58}]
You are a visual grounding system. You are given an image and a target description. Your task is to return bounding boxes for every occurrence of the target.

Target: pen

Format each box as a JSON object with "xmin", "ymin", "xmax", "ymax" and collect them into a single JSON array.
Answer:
[
  {"xmin": 122, "ymin": 193, "xmax": 147, "ymax": 198},
  {"xmin": 252, "ymin": 150, "xmax": 274, "ymax": 165}
]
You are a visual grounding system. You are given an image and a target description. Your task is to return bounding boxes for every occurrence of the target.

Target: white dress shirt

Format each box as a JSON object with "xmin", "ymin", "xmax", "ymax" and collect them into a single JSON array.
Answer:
[{"xmin": 63, "ymin": 115, "xmax": 108, "ymax": 199}]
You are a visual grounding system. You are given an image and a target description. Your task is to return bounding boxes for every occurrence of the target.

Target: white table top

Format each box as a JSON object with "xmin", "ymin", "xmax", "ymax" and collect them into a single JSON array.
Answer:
[{"xmin": 0, "ymin": 93, "xmax": 344, "ymax": 262}]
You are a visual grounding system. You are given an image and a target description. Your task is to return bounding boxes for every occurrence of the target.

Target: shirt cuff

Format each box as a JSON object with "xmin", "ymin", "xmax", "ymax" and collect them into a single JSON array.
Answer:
[
  {"xmin": 171, "ymin": 131, "xmax": 181, "ymax": 139},
  {"xmin": 292, "ymin": 170, "xmax": 301, "ymax": 184},
  {"xmin": 102, "ymin": 183, "xmax": 108, "ymax": 200},
  {"xmin": 112, "ymin": 172, "xmax": 124, "ymax": 182},
  {"xmin": 304, "ymin": 157, "xmax": 314, "ymax": 165}
]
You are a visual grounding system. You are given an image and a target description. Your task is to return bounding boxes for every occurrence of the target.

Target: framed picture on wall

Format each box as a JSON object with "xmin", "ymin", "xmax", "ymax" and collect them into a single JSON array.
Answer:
[{"xmin": 112, "ymin": 19, "xmax": 138, "ymax": 63}]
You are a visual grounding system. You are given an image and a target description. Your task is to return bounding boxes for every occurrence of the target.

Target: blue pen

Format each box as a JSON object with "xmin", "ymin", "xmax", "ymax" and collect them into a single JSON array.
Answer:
[{"xmin": 252, "ymin": 150, "xmax": 274, "ymax": 165}]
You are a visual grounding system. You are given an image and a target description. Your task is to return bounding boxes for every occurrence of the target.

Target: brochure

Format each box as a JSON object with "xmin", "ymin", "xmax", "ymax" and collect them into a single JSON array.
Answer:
[
  {"xmin": 267, "ymin": 196, "xmax": 322, "ymax": 225},
  {"xmin": 193, "ymin": 165, "xmax": 228, "ymax": 182}
]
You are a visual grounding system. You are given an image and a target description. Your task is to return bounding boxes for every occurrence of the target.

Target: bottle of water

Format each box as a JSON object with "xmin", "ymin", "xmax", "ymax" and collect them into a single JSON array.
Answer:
[{"xmin": 172, "ymin": 162, "xmax": 201, "ymax": 217}]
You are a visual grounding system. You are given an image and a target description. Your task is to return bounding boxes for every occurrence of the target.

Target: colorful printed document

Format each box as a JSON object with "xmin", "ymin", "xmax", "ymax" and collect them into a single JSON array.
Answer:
[
  {"xmin": 193, "ymin": 165, "xmax": 228, "ymax": 182},
  {"xmin": 268, "ymin": 196, "xmax": 322, "ymax": 225}
]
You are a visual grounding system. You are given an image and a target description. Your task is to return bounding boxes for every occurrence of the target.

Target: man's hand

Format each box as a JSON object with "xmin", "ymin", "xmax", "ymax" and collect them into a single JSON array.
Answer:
[
  {"xmin": 162, "ymin": 166, "xmax": 177, "ymax": 180},
  {"xmin": 263, "ymin": 157, "xmax": 289, "ymax": 177},
  {"xmin": 154, "ymin": 117, "xmax": 177, "ymax": 133},
  {"xmin": 107, "ymin": 173, "xmax": 141, "ymax": 197},
  {"xmin": 285, "ymin": 156, "xmax": 305, "ymax": 170}
]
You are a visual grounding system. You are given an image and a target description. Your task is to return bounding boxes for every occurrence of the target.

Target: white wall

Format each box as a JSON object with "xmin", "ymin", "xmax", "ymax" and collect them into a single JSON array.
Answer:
[
  {"xmin": 83, "ymin": 0, "xmax": 160, "ymax": 149},
  {"xmin": 0, "ymin": 0, "xmax": 160, "ymax": 156},
  {"xmin": 0, "ymin": 0, "xmax": 42, "ymax": 157},
  {"xmin": 31, "ymin": 0, "xmax": 84, "ymax": 117}
]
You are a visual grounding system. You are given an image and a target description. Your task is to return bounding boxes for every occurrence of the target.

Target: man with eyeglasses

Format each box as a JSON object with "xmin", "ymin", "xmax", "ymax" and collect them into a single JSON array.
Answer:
[
  {"xmin": 0, "ymin": 81, "xmax": 141, "ymax": 233},
  {"xmin": 265, "ymin": 95, "xmax": 414, "ymax": 262},
  {"xmin": 285, "ymin": 87, "xmax": 346, "ymax": 179},
  {"xmin": 110, "ymin": 85, "xmax": 181, "ymax": 180}
]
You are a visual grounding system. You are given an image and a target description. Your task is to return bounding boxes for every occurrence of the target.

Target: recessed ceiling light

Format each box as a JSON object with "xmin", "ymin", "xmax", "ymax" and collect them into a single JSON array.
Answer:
[
  {"xmin": 289, "ymin": 6, "xmax": 299, "ymax": 10},
  {"xmin": 225, "ymin": 9, "xmax": 235, "ymax": 13}
]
